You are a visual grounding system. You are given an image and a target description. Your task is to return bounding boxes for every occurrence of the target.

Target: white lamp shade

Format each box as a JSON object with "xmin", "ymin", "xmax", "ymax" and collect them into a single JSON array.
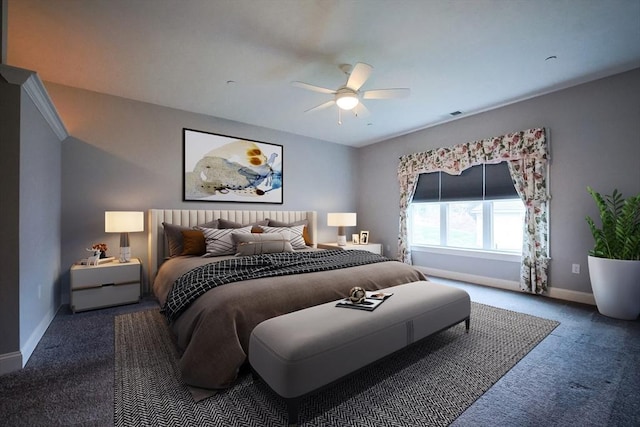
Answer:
[
  {"xmin": 327, "ymin": 212, "xmax": 357, "ymax": 227},
  {"xmin": 105, "ymin": 211, "xmax": 144, "ymax": 233}
]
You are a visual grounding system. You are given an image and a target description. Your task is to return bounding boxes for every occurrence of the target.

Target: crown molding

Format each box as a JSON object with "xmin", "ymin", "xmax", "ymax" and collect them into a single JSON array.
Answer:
[{"xmin": 0, "ymin": 64, "xmax": 68, "ymax": 141}]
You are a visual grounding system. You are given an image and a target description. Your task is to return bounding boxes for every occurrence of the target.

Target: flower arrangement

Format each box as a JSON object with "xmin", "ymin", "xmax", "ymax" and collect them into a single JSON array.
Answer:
[{"xmin": 92, "ymin": 243, "xmax": 108, "ymax": 255}]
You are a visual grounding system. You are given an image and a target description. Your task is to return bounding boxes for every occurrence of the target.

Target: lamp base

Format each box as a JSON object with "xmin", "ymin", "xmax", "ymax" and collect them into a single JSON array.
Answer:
[
  {"xmin": 119, "ymin": 232, "xmax": 131, "ymax": 262},
  {"xmin": 119, "ymin": 246, "xmax": 131, "ymax": 263},
  {"xmin": 337, "ymin": 235, "xmax": 347, "ymax": 246}
]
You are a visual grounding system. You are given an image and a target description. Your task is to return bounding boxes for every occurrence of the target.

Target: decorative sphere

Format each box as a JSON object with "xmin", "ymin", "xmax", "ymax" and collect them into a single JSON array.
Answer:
[{"xmin": 349, "ymin": 286, "xmax": 366, "ymax": 303}]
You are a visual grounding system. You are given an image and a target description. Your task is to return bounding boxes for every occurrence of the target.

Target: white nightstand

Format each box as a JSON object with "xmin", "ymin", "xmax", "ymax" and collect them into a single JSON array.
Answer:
[
  {"xmin": 70, "ymin": 258, "xmax": 141, "ymax": 313},
  {"xmin": 318, "ymin": 242, "xmax": 383, "ymax": 255}
]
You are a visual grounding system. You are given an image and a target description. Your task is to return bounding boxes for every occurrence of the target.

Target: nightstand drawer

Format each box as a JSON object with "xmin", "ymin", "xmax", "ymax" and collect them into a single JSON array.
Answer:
[
  {"xmin": 70, "ymin": 258, "xmax": 141, "ymax": 312},
  {"xmin": 71, "ymin": 283, "xmax": 140, "ymax": 312},
  {"xmin": 71, "ymin": 262, "xmax": 139, "ymax": 290},
  {"xmin": 318, "ymin": 243, "xmax": 383, "ymax": 255}
]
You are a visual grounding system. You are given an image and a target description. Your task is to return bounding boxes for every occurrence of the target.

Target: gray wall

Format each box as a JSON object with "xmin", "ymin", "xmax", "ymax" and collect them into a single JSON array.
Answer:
[
  {"xmin": 0, "ymin": 72, "xmax": 61, "ymax": 368},
  {"xmin": 44, "ymin": 83, "xmax": 359, "ymax": 301},
  {"xmin": 357, "ymin": 68, "xmax": 640, "ymax": 295},
  {"xmin": 19, "ymin": 90, "xmax": 62, "ymax": 347}
]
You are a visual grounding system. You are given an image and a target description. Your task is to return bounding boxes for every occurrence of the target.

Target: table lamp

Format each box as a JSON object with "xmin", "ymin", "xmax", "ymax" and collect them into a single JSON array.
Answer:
[
  {"xmin": 105, "ymin": 211, "xmax": 144, "ymax": 262},
  {"xmin": 327, "ymin": 212, "xmax": 357, "ymax": 246}
]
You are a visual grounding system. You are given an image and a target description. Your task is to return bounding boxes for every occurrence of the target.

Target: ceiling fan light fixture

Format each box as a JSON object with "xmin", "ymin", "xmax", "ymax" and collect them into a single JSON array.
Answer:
[
  {"xmin": 335, "ymin": 92, "xmax": 359, "ymax": 110},
  {"xmin": 293, "ymin": 63, "xmax": 410, "ymax": 117}
]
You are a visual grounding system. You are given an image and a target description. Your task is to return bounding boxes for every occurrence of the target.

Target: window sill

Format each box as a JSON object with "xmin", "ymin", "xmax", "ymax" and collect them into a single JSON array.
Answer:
[{"xmin": 411, "ymin": 245, "xmax": 521, "ymax": 263}]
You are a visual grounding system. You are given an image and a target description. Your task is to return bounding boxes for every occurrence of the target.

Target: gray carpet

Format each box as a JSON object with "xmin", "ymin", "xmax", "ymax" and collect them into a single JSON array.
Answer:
[{"xmin": 114, "ymin": 303, "xmax": 559, "ymax": 426}]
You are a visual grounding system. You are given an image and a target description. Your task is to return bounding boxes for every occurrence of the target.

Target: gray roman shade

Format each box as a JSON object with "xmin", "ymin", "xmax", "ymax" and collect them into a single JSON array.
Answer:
[{"xmin": 412, "ymin": 162, "xmax": 517, "ymax": 202}]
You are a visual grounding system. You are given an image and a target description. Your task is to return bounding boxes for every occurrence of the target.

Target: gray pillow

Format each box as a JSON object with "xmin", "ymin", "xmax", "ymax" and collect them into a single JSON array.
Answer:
[
  {"xmin": 267, "ymin": 218, "xmax": 308, "ymax": 227},
  {"xmin": 163, "ymin": 223, "xmax": 191, "ymax": 257},
  {"xmin": 199, "ymin": 219, "xmax": 220, "ymax": 229},
  {"xmin": 232, "ymin": 232, "xmax": 294, "ymax": 256},
  {"xmin": 217, "ymin": 218, "xmax": 268, "ymax": 230},
  {"xmin": 163, "ymin": 219, "xmax": 218, "ymax": 257}
]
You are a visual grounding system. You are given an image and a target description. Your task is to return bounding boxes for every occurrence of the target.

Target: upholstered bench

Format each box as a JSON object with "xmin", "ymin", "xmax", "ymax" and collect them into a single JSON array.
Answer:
[{"xmin": 248, "ymin": 280, "xmax": 471, "ymax": 426}]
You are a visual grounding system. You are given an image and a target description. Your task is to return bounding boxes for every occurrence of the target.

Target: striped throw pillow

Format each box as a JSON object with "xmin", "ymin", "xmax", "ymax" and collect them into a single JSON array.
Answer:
[
  {"xmin": 199, "ymin": 226, "xmax": 252, "ymax": 256},
  {"xmin": 258, "ymin": 225, "xmax": 307, "ymax": 249}
]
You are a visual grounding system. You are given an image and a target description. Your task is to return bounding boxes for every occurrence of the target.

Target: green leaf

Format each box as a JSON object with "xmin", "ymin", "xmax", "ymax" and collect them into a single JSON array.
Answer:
[{"xmin": 586, "ymin": 187, "xmax": 640, "ymax": 260}]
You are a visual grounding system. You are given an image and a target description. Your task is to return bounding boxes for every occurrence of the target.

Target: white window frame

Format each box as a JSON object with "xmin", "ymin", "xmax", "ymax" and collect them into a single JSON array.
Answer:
[{"xmin": 409, "ymin": 200, "xmax": 522, "ymax": 263}]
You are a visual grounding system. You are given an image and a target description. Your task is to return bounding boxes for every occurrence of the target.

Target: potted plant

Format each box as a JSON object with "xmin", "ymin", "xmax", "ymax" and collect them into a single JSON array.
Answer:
[{"xmin": 586, "ymin": 187, "xmax": 640, "ymax": 320}]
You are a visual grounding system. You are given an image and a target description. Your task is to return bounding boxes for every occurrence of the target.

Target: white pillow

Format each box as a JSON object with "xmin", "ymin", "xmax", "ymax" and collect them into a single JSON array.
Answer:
[
  {"xmin": 199, "ymin": 226, "xmax": 252, "ymax": 256},
  {"xmin": 259, "ymin": 225, "xmax": 307, "ymax": 249}
]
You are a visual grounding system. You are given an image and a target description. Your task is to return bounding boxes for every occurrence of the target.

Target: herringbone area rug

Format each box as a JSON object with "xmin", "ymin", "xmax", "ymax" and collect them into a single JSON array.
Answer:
[{"xmin": 114, "ymin": 303, "xmax": 558, "ymax": 426}]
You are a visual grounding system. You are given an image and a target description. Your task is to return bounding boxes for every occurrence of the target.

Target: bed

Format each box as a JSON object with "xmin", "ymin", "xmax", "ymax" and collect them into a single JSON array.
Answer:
[{"xmin": 149, "ymin": 209, "xmax": 427, "ymax": 391}]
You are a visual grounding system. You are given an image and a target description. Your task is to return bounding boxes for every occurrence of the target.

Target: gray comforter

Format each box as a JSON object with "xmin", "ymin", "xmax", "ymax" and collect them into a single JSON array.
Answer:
[{"xmin": 153, "ymin": 252, "xmax": 427, "ymax": 390}]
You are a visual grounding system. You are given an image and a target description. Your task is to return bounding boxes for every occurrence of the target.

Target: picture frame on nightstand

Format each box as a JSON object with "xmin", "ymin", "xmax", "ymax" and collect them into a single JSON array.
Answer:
[
  {"xmin": 352, "ymin": 234, "xmax": 360, "ymax": 244},
  {"xmin": 359, "ymin": 231, "xmax": 369, "ymax": 245}
]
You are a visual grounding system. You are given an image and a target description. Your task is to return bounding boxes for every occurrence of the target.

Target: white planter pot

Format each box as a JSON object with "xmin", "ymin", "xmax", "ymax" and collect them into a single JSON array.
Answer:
[{"xmin": 588, "ymin": 255, "xmax": 640, "ymax": 320}]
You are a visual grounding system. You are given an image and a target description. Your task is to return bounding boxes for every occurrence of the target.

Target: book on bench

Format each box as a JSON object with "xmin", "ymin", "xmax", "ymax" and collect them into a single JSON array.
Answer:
[{"xmin": 336, "ymin": 291, "xmax": 393, "ymax": 311}]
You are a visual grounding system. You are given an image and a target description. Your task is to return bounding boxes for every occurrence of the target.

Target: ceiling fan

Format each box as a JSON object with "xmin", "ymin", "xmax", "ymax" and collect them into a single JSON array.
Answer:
[{"xmin": 292, "ymin": 62, "xmax": 410, "ymax": 122}]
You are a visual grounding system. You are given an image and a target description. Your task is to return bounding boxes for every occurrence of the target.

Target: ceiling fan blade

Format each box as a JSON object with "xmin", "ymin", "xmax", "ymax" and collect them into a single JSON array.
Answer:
[
  {"xmin": 353, "ymin": 102, "xmax": 370, "ymax": 118},
  {"xmin": 346, "ymin": 62, "xmax": 373, "ymax": 91},
  {"xmin": 305, "ymin": 100, "xmax": 335, "ymax": 113},
  {"xmin": 291, "ymin": 81, "xmax": 336, "ymax": 94},
  {"xmin": 362, "ymin": 88, "xmax": 410, "ymax": 99}
]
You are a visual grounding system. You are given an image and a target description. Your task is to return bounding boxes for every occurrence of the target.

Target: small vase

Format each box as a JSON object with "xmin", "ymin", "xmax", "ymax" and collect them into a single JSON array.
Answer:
[{"xmin": 100, "ymin": 251, "xmax": 107, "ymax": 259}]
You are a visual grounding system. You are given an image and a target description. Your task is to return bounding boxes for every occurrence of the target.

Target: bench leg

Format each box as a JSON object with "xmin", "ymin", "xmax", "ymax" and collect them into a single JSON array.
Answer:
[
  {"xmin": 465, "ymin": 316, "xmax": 470, "ymax": 333},
  {"xmin": 286, "ymin": 398, "xmax": 299, "ymax": 427}
]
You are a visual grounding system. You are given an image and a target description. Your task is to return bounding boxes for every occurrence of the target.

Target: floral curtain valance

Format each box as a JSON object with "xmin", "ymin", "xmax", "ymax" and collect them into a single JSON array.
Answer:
[
  {"xmin": 398, "ymin": 128, "xmax": 547, "ymax": 177},
  {"xmin": 397, "ymin": 127, "xmax": 550, "ymax": 294}
]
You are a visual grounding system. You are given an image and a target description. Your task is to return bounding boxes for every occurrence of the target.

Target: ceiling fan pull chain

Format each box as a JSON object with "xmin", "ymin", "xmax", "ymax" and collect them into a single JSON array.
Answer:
[{"xmin": 338, "ymin": 108, "xmax": 342, "ymax": 125}]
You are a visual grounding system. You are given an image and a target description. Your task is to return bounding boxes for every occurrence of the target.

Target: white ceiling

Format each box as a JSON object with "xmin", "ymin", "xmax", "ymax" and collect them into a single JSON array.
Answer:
[{"xmin": 7, "ymin": 0, "xmax": 640, "ymax": 147}]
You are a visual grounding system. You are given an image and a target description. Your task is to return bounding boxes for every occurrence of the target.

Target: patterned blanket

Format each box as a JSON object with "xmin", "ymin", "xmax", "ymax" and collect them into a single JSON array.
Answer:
[{"xmin": 163, "ymin": 250, "xmax": 390, "ymax": 323}]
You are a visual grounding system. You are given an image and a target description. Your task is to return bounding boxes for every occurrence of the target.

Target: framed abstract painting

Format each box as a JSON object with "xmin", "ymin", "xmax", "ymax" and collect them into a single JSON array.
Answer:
[{"xmin": 183, "ymin": 128, "xmax": 283, "ymax": 203}]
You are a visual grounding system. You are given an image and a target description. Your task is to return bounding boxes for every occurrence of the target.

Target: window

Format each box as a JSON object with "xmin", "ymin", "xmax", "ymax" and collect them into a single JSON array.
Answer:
[
  {"xmin": 409, "ymin": 163, "xmax": 525, "ymax": 254},
  {"xmin": 410, "ymin": 200, "xmax": 524, "ymax": 252}
]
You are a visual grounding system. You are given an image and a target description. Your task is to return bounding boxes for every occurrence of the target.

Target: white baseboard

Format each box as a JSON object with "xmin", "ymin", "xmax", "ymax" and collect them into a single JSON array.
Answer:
[
  {"xmin": 21, "ymin": 305, "xmax": 58, "ymax": 367},
  {"xmin": 419, "ymin": 267, "xmax": 596, "ymax": 306},
  {"xmin": 0, "ymin": 305, "xmax": 59, "ymax": 375},
  {"xmin": 0, "ymin": 351, "xmax": 22, "ymax": 375},
  {"xmin": 545, "ymin": 286, "xmax": 595, "ymax": 306},
  {"xmin": 419, "ymin": 267, "xmax": 520, "ymax": 291}
]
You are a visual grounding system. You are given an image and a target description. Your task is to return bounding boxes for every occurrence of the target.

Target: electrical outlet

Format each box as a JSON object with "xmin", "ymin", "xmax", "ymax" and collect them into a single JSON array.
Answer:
[{"xmin": 572, "ymin": 264, "xmax": 580, "ymax": 274}]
